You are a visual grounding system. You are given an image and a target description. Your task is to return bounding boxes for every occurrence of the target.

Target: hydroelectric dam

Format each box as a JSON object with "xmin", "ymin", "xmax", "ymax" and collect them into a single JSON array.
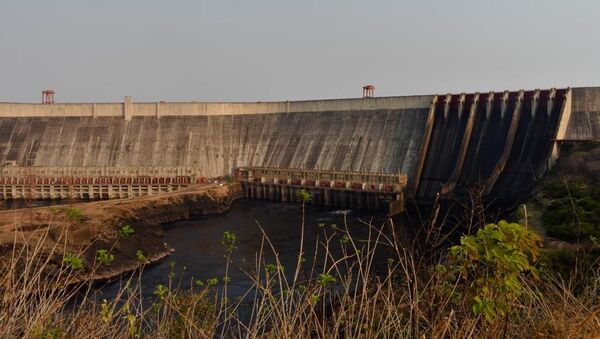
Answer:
[{"xmin": 0, "ymin": 87, "xmax": 599, "ymax": 213}]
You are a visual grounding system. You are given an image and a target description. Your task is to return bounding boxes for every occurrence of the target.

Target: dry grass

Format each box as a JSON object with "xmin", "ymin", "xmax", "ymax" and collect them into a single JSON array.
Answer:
[{"xmin": 0, "ymin": 203, "xmax": 598, "ymax": 338}]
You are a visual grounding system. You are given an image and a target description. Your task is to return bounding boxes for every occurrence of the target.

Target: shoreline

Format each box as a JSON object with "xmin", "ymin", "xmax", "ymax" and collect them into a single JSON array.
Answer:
[{"xmin": 0, "ymin": 182, "xmax": 245, "ymax": 286}]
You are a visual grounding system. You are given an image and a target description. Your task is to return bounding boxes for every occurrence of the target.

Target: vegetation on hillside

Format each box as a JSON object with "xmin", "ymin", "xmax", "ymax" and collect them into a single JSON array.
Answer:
[
  {"xmin": 523, "ymin": 142, "xmax": 600, "ymax": 241},
  {"xmin": 510, "ymin": 142, "xmax": 600, "ymax": 300}
]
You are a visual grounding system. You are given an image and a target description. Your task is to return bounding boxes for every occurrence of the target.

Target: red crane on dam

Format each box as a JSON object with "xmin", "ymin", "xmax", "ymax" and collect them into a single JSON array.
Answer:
[
  {"xmin": 41, "ymin": 89, "xmax": 55, "ymax": 104},
  {"xmin": 362, "ymin": 85, "xmax": 375, "ymax": 98}
]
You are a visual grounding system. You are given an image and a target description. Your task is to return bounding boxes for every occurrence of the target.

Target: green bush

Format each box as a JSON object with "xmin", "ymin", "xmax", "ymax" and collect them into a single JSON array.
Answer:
[
  {"xmin": 540, "ymin": 180, "xmax": 600, "ymax": 240},
  {"xmin": 449, "ymin": 220, "xmax": 541, "ymax": 321}
]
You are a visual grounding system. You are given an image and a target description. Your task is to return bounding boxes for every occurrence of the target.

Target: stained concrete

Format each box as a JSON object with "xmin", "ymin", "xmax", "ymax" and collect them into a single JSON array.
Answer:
[
  {"xmin": 0, "ymin": 87, "xmax": 598, "ymax": 203},
  {"xmin": 415, "ymin": 89, "xmax": 566, "ymax": 201},
  {"xmin": 565, "ymin": 87, "xmax": 600, "ymax": 140},
  {"xmin": 0, "ymin": 109, "xmax": 429, "ymax": 179}
]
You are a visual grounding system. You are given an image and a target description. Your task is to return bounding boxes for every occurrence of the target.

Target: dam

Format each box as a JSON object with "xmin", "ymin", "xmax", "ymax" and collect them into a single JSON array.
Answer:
[{"xmin": 0, "ymin": 87, "xmax": 598, "ymax": 209}]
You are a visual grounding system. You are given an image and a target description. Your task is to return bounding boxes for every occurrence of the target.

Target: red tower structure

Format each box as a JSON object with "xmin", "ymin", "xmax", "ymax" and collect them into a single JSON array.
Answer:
[
  {"xmin": 42, "ymin": 90, "xmax": 55, "ymax": 104},
  {"xmin": 362, "ymin": 85, "xmax": 375, "ymax": 98}
]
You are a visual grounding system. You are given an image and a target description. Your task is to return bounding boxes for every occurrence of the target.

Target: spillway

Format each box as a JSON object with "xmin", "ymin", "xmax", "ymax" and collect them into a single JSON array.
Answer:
[{"xmin": 413, "ymin": 89, "xmax": 567, "ymax": 200}]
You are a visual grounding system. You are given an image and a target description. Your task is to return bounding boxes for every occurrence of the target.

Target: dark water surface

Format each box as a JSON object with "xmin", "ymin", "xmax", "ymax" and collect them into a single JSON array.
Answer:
[{"xmin": 97, "ymin": 199, "xmax": 405, "ymax": 300}]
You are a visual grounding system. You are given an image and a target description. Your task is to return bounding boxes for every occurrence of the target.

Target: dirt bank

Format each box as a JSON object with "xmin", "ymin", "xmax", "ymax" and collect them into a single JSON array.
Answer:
[{"xmin": 0, "ymin": 182, "xmax": 244, "ymax": 284}]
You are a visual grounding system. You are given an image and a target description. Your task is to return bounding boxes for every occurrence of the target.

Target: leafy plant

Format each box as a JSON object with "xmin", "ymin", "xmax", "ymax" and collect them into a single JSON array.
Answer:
[
  {"xmin": 309, "ymin": 294, "xmax": 320, "ymax": 305},
  {"xmin": 119, "ymin": 225, "xmax": 135, "ymax": 238},
  {"xmin": 122, "ymin": 306, "xmax": 137, "ymax": 337},
  {"xmin": 340, "ymin": 234, "xmax": 350, "ymax": 245},
  {"xmin": 221, "ymin": 231, "xmax": 236, "ymax": 255},
  {"xmin": 96, "ymin": 249, "xmax": 114, "ymax": 266},
  {"xmin": 154, "ymin": 284, "xmax": 169, "ymax": 300},
  {"xmin": 62, "ymin": 252, "xmax": 84, "ymax": 270},
  {"xmin": 135, "ymin": 250, "xmax": 147, "ymax": 262},
  {"xmin": 221, "ymin": 230, "xmax": 236, "ymax": 321},
  {"xmin": 449, "ymin": 220, "xmax": 541, "ymax": 321},
  {"xmin": 317, "ymin": 273, "xmax": 336, "ymax": 286},
  {"xmin": 33, "ymin": 323, "xmax": 62, "ymax": 339},
  {"xmin": 297, "ymin": 189, "xmax": 311, "ymax": 203},
  {"xmin": 65, "ymin": 207, "xmax": 84, "ymax": 222},
  {"xmin": 100, "ymin": 299, "xmax": 112, "ymax": 323}
]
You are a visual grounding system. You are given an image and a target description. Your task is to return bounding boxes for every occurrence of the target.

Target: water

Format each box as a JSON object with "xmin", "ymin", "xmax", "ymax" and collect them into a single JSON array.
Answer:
[{"xmin": 97, "ymin": 199, "xmax": 402, "ymax": 300}]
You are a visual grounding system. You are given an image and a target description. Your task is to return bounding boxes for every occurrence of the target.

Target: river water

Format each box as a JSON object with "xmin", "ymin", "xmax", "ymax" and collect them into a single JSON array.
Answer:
[
  {"xmin": 97, "ymin": 199, "xmax": 408, "ymax": 300},
  {"xmin": 1, "ymin": 197, "xmax": 410, "ymax": 301}
]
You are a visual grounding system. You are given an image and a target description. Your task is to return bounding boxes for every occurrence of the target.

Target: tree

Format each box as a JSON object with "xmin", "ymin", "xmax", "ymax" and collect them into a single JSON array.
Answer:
[{"xmin": 449, "ymin": 220, "xmax": 541, "ymax": 321}]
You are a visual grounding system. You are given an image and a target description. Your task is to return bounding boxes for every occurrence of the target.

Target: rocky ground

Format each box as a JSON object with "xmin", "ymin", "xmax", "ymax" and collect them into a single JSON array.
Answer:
[{"xmin": 0, "ymin": 182, "xmax": 244, "ymax": 284}]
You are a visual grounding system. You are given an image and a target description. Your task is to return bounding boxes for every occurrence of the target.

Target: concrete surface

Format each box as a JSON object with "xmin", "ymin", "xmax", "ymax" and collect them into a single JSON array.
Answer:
[
  {"xmin": 0, "ymin": 87, "xmax": 597, "ymax": 202},
  {"xmin": 564, "ymin": 87, "xmax": 600, "ymax": 140},
  {"xmin": 0, "ymin": 109, "xmax": 429, "ymax": 179}
]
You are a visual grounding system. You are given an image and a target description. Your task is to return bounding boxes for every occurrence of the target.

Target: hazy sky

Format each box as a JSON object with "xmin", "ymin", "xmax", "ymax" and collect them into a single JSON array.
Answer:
[{"xmin": 1, "ymin": 0, "xmax": 599, "ymax": 102}]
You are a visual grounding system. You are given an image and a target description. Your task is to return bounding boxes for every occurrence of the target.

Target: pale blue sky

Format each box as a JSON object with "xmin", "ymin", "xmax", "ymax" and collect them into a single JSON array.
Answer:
[{"xmin": 1, "ymin": 0, "xmax": 599, "ymax": 102}]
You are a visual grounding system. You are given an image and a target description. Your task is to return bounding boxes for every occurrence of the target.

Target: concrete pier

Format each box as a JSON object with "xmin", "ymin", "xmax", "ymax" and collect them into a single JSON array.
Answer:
[{"xmin": 237, "ymin": 167, "xmax": 406, "ymax": 216}]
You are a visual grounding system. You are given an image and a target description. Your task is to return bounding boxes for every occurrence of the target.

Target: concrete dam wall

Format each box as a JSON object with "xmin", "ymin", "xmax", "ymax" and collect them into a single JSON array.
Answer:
[
  {"xmin": 0, "ymin": 96, "xmax": 431, "ymax": 180},
  {"xmin": 564, "ymin": 87, "xmax": 600, "ymax": 141},
  {"xmin": 0, "ymin": 87, "xmax": 597, "ymax": 202}
]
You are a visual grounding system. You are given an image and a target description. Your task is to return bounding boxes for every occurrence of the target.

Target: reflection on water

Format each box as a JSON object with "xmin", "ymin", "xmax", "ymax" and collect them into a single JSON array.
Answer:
[{"xmin": 97, "ymin": 199, "xmax": 408, "ymax": 300}]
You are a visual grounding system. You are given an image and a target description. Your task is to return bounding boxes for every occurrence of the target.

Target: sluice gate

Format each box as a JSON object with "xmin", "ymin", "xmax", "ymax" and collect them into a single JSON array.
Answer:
[{"xmin": 236, "ymin": 167, "xmax": 407, "ymax": 216}]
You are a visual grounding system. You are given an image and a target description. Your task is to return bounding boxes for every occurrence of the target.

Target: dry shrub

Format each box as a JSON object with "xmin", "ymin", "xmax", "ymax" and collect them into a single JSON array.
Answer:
[{"xmin": 0, "ymin": 202, "xmax": 598, "ymax": 338}]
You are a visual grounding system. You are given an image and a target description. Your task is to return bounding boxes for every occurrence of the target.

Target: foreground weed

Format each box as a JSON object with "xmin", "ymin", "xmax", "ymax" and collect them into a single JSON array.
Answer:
[
  {"xmin": 65, "ymin": 207, "xmax": 84, "ymax": 222},
  {"xmin": 63, "ymin": 252, "xmax": 84, "ymax": 270},
  {"xmin": 96, "ymin": 249, "xmax": 114, "ymax": 266},
  {"xmin": 119, "ymin": 225, "xmax": 135, "ymax": 238}
]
